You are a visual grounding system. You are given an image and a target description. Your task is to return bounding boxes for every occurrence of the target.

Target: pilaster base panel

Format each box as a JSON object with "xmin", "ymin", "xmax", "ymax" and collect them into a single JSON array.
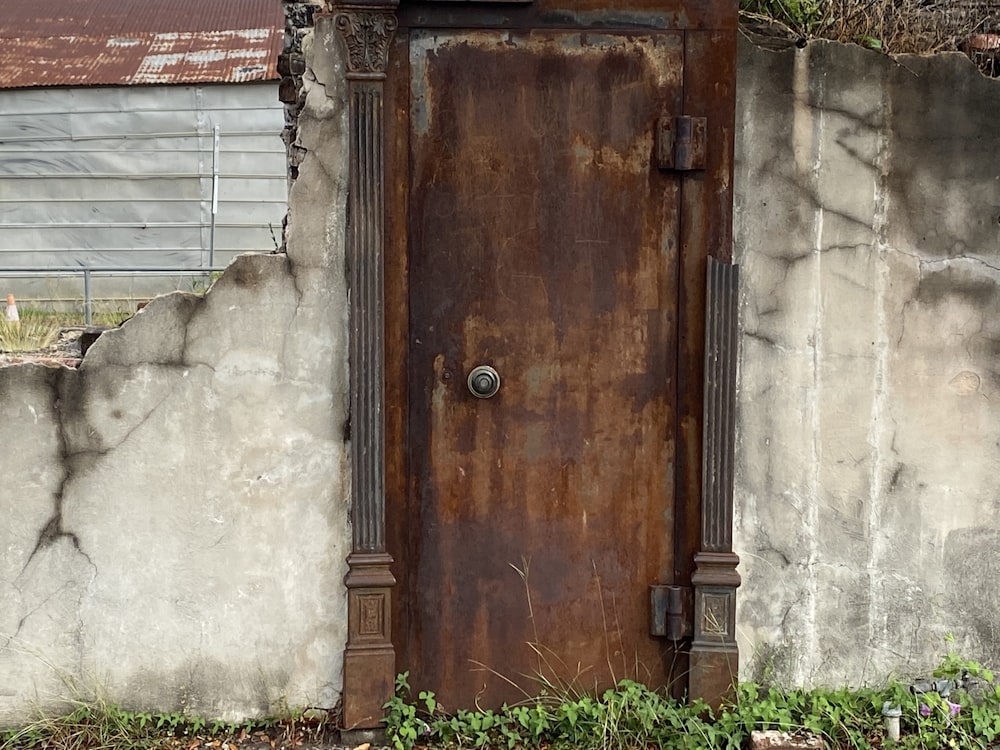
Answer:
[
  {"xmin": 688, "ymin": 645, "xmax": 739, "ymax": 709},
  {"xmin": 343, "ymin": 645, "xmax": 396, "ymax": 729}
]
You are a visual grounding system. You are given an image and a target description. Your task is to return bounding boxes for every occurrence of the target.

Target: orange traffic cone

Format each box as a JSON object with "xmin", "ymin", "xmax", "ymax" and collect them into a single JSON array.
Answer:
[{"xmin": 6, "ymin": 293, "xmax": 18, "ymax": 323}]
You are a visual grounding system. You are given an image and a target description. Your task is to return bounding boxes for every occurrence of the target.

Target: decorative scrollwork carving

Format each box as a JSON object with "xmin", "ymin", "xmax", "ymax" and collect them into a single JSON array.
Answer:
[{"xmin": 334, "ymin": 11, "xmax": 398, "ymax": 75}]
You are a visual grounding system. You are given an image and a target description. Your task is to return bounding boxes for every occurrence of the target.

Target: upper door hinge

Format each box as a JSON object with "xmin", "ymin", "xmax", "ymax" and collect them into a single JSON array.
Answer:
[
  {"xmin": 650, "ymin": 584, "xmax": 693, "ymax": 640},
  {"xmin": 656, "ymin": 115, "xmax": 707, "ymax": 171}
]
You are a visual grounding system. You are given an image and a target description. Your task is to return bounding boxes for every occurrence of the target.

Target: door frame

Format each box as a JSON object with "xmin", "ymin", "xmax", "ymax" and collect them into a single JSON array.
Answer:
[{"xmin": 328, "ymin": 0, "xmax": 741, "ymax": 730}]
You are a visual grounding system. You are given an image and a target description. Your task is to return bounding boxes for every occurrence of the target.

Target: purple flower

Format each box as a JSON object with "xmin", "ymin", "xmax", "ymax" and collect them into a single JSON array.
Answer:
[
  {"xmin": 920, "ymin": 704, "xmax": 932, "ymax": 717},
  {"xmin": 948, "ymin": 701, "xmax": 961, "ymax": 717}
]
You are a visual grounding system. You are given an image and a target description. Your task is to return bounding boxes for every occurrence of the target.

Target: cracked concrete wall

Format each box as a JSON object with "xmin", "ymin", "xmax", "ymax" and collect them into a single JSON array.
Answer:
[
  {"xmin": 0, "ymin": 21, "xmax": 349, "ymax": 724},
  {"xmin": 735, "ymin": 38, "xmax": 1000, "ymax": 686}
]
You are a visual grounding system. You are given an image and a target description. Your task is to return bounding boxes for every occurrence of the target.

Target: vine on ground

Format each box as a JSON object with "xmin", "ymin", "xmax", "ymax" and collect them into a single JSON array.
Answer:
[{"xmin": 386, "ymin": 649, "xmax": 1000, "ymax": 750}]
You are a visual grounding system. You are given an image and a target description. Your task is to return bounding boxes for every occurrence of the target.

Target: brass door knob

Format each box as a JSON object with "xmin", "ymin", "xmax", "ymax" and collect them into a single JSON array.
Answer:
[{"xmin": 467, "ymin": 365, "xmax": 501, "ymax": 399}]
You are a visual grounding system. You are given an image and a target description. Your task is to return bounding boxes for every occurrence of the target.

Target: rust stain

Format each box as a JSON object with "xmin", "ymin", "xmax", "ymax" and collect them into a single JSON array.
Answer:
[
  {"xmin": 397, "ymin": 0, "xmax": 736, "ymax": 34},
  {"xmin": 0, "ymin": 0, "xmax": 281, "ymax": 88},
  {"xmin": 404, "ymin": 29, "xmax": 685, "ymax": 707}
]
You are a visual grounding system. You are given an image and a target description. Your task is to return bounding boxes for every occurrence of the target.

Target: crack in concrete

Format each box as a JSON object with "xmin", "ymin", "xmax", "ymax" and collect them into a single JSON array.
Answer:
[
  {"xmin": 764, "ymin": 546, "xmax": 792, "ymax": 567},
  {"xmin": 18, "ymin": 370, "xmax": 97, "ymax": 580},
  {"xmin": 2, "ymin": 581, "xmax": 76, "ymax": 650},
  {"xmin": 297, "ymin": 50, "xmax": 349, "ymax": 192},
  {"xmin": 805, "ymin": 100, "xmax": 884, "ymax": 131},
  {"xmin": 24, "ymin": 511, "xmax": 86, "ymax": 569},
  {"xmin": 893, "ymin": 245, "xmax": 1000, "ymax": 274},
  {"xmin": 277, "ymin": 256, "xmax": 312, "ymax": 377},
  {"xmin": 743, "ymin": 328, "xmax": 783, "ymax": 351},
  {"xmin": 894, "ymin": 247, "xmax": 1000, "ymax": 348},
  {"xmin": 919, "ymin": 254, "xmax": 1000, "ymax": 275},
  {"xmin": 80, "ymin": 389, "xmax": 175, "ymax": 461},
  {"xmin": 832, "ymin": 137, "xmax": 879, "ymax": 172},
  {"xmin": 175, "ymin": 293, "xmax": 205, "ymax": 368},
  {"xmin": 284, "ymin": 250, "xmax": 308, "ymax": 309}
]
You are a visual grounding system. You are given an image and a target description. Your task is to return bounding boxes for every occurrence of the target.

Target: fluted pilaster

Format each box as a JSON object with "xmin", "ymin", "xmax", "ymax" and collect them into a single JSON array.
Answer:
[{"xmin": 335, "ymin": 1, "xmax": 398, "ymax": 730}]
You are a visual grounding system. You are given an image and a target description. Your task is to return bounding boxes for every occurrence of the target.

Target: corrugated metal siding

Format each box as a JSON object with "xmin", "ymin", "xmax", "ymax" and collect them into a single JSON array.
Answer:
[
  {"xmin": 0, "ymin": 82, "xmax": 287, "ymax": 297},
  {"xmin": 8, "ymin": 0, "xmax": 281, "ymax": 33},
  {"xmin": 0, "ymin": 0, "xmax": 282, "ymax": 88}
]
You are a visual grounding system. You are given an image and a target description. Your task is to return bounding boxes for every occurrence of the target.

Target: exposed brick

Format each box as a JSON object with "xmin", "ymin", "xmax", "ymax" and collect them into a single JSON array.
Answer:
[
  {"xmin": 287, "ymin": 52, "xmax": 306, "ymax": 75},
  {"xmin": 278, "ymin": 76, "xmax": 298, "ymax": 103},
  {"xmin": 279, "ymin": 0, "xmax": 320, "ymax": 189}
]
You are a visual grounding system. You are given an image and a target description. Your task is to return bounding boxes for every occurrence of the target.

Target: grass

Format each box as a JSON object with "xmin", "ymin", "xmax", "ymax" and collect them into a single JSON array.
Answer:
[
  {"xmin": 0, "ymin": 308, "xmax": 132, "ymax": 353},
  {"xmin": 2, "ymin": 647, "xmax": 997, "ymax": 750},
  {"xmin": 0, "ymin": 699, "xmax": 338, "ymax": 750},
  {"xmin": 740, "ymin": 0, "xmax": 995, "ymax": 57},
  {"xmin": 0, "ymin": 318, "xmax": 59, "ymax": 354},
  {"xmin": 384, "ymin": 645, "xmax": 1000, "ymax": 750},
  {"xmin": 385, "ymin": 676, "xmax": 1000, "ymax": 750}
]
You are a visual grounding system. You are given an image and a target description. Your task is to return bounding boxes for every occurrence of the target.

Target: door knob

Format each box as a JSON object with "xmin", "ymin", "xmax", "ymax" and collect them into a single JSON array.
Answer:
[{"xmin": 467, "ymin": 365, "xmax": 501, "ymax": 399}]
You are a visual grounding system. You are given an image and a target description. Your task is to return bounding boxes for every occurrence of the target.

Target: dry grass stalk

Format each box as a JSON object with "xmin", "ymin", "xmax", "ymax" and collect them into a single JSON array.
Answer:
[
  {"xmin": 741, "ymin": 0, "xmax": 993, "ymax": 61},
  {"xmin": 0, "ymin": 318, "xmax": 58, "ymax": 353}
]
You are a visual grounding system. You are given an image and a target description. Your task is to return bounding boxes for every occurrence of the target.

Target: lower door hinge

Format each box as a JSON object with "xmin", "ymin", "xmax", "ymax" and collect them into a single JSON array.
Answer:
[
  {"xmin": 656, "ymin": 115, "xmax": 707, "ymax": 171},
  {"xmin": 650, "ymin": 584, "xmax": 693, "ymax": 640}
]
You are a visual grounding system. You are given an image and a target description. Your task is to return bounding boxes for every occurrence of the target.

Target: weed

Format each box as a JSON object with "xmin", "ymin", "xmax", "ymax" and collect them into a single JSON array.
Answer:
[
  {"xmin": 740, "ymin": 0, "xmax": 991, "ymax": 57},
  {"xmin": 935, "ymin": 632, "xmax": 995, "ymax": 684},
  {"xmin": 0, "ymin": 306, "xmax": 138, "ymax": 355},
  {"xmin": 190, "ymin": 272, "xmax": 223, "ymax": 296},
  {"xmin": 1, "ymin": 697, "xmax": 166, "ymax": 749},
  {"xmin": 1, "ymin": 702, "xmax": 337, "ymax": 750},
  {"xmin": 0, "ymin": 317, "xmax": 58, "ymax": 353},
  {"xmin": 100, "ymin": 306, "xmax": 134, "ymax": 327},
  {"xmin": 385, "ymin": 645, "xmax": 1000, "ymax": 750}
]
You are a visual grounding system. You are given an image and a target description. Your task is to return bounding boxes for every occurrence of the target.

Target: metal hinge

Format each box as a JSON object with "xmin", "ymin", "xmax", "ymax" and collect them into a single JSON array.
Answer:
[
  {"xmin": 650, "ymin": 584, "xmax": 693, "ymax": 640},
  {"xmin": 656, "ymin": 116, "xmax": 707, "ymax": 171}
]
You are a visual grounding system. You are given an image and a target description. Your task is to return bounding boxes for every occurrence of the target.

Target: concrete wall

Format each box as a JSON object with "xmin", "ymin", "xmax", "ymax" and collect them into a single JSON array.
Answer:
[
  {"xmin": 0, "ymin": 27, "xmax": 347, "ymax": 723},
  {"xmin": 734, "ymin": 39, "xmax": 1000, "ymax": 686}
]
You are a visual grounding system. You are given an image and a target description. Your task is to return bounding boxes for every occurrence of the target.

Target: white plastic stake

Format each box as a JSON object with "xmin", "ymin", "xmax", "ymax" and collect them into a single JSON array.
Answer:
[{"xmin": 6, "ymin": 293, "xmax": 18, "ymax": 322}]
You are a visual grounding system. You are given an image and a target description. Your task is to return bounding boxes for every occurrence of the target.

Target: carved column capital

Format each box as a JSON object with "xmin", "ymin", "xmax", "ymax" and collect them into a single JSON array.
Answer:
[{"xmin": 334, "ymin": 8, "xmax": 398, "ymax": 78}]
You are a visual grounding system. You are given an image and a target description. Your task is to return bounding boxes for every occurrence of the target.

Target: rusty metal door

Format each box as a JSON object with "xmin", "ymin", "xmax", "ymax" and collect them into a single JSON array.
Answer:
[{"xmin": 390, "ymin": 29, "xmax": 686, "ymax": 707}]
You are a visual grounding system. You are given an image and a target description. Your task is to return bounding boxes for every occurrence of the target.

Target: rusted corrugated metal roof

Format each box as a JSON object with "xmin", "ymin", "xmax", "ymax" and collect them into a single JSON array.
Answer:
[{"xmin": 0, "ymin": 0, "xmax": 283, "ymax": 88}]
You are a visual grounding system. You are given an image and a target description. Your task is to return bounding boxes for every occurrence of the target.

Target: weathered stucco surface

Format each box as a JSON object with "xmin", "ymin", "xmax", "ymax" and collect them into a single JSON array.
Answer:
[
  {"xmin": 0, "ymin": 25, "xmax": 349, "ymax": 723},
  {"xmin": 735, "ymin": 38, "xmax": 1000, "ymax": 685}
]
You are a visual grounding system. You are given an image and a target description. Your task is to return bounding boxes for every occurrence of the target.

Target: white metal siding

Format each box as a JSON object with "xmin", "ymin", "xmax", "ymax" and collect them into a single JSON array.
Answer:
[{"xmin": 0, "ymin": 82, "xmax": 287, "ymax": 306}]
